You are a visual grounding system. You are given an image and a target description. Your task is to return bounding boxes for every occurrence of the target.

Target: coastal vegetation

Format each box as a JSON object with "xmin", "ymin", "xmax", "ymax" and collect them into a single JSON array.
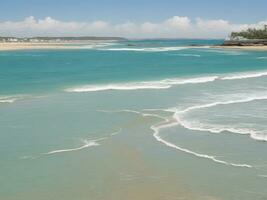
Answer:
[
  {"xmin": 231, "ymin": 25, "xmax": 267, "ymax": 39},
  {"xmin": 222, "ymin": 25, "xmax": 267, "ymax": 46}
]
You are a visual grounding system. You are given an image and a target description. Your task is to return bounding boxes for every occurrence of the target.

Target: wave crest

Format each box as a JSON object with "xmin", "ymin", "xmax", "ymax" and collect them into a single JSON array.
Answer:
[
  {"xmin": 0, "ymin": 96, "xmax": 23, "ymax": 104},
  {"xmin": 102, "ymin": 46, "xmax": 190, "ymax": 52},
  {"xmin": 65, "ymin": 76, "xmax": 218, "ymax": 92},
  {"xmin": 175, "ymin": 95, "xmax": 267, "ymax": 142},
  {"xmin": 115, "ymin": 109, "xmax": 252, "ymax": 168},
  {"xmin": 65, "ymin": 69, "xmax": 267, "ymax": 93}
]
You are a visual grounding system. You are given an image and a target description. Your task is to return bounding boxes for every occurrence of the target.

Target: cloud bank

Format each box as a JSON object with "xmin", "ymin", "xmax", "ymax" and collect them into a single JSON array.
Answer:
[{"xmin": 0, "ymin": 16, "xmax": 266, "ymax": 39}]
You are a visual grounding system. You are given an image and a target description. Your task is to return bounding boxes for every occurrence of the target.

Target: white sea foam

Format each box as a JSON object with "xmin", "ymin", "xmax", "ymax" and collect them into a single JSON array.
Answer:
[
  {"xmin": 177, "ymin": 120, "xmax": 267, "ymax": 142},
  {"xmin": 221, "ymin": 71, "xmax": 267, "ymax": 80},
  {"xmin": 0, "ymin": 96, "xmax": 21, "ymax": 104},
  {"xmin": 0, "ymin": 99, "xmax": 16, "ymax": 103},
  {"xmin": 99, "ymin": 109, "xmax": 166, "ymax": 120},
  {"xmin": 175, "ymin": 95, "xmax": 267, "ymax": 141},
  {"xmin": 257, "ymin": 57, "xmax": 267, "ymax": 60},
  {"xmin": 176, "ymin": 53, "xmax": 201, "ymax": 57},
  {"xmin": 177, "ymin": 95, "xmax": 267, "ymax": 114},
  {"xmin": 103, "ymin": 46, "xmax": 189, "ymax": 52},
  {"xmin": 22, "ymin": 129, "xmax": 122, "ymax": 159},
  {"xmin": 151, "ymin": 114, "xmax": 252, "ymax": 168},
  {"xmin": 110, "ymin": 129, "xmax": 122, "ymax": 136},
  {"xmin": 0, "ymin": 95, "xmax": 45, "ymax": 104},
  {"xmin": 153, "ymin": 129, "xmax": 252, "ymax": 168},
  {"xmin": 66, "ymin": 82, "xmax": 171, "ymax": 92},
  {"xmin": 65, "ymin": 69, "xmax": 267, "ymax": 93},
  {"xmin": 113, "ymin": 109, "xmax": 252, "ymax": 168},
  {"xmin": 43, "ymin": 138, "xmax": 102, "ymax": 155},
  {"xmin": 65, "ymin": 76, "xmax": 218, "ymax": 92},
  {"xmin": 42, "ymin": 128, "xmax": 123, "ymax": 156},
  {"xmin": 78, "ymin": 42, "xmax": 118, "ymax": 49}
]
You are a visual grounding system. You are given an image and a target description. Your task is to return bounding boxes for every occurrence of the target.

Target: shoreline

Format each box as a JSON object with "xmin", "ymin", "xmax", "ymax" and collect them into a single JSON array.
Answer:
[
  {"xmin": 1, "ymin": 42, "xmax": 267, "ymax": 51},
  {"xmin": 0, "ymin": 41, "xmax": 116, "ymax": 51},
  {"xmin": 212, "ymin": 45, "xmax": 267, "ymax": 51}
]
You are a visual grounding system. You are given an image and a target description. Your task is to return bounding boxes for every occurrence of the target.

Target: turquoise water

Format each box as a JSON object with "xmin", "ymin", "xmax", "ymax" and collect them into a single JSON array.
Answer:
[{"xmin": 1, "ymin": 40, "xmax": 267, "ymax": 200}]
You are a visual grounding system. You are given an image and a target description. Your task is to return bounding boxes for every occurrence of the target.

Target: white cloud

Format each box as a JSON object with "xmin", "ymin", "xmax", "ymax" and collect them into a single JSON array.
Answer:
[
  {"xmin": 165, "ymin": 16, "xmax": 191, "ymax": 29},
  {"xmin": 0, "ymin": 16, "xmax": 266, "ymax": 38}
]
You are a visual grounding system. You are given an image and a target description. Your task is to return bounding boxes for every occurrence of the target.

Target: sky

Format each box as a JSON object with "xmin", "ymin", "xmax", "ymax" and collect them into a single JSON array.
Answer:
[{"xmin": 0, "ymin": 0, "xmax": 267, "ymax": 38}]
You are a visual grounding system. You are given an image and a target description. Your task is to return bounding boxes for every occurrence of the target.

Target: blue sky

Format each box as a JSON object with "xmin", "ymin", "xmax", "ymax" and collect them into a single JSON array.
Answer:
[
  {"xmin": 1, "ymin": 0, "xmax": 267, "ymax": 23},
  {"xmin": 0, "ymin": 0, "xmax": 266, "ymax": 38}
]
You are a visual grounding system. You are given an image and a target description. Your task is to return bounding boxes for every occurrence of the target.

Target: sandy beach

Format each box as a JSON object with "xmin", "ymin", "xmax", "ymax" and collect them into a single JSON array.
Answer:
[
  {"xmin": 1, "ymin": 42, "xmax": 267, "ymax": 51},
  {"xmin": 0, "ymin": 41, "xmax": 114, "ymax": 51},
  {"xmin": 212, "ymin": 45, "xmax": 267, "ymax": 51}
]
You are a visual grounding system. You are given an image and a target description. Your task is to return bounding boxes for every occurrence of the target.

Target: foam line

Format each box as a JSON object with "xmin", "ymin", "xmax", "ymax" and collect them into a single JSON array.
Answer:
[
  {"xmin": 183, "ymin": 96, "xmax": 267, "ymax": 113},
  {"xmin": 77, "ymin": 42, "xmax": 118, "ymax": 49},
  {"xmin": 99, "ymin": 109, "xmax": 166, "ymax": 120},
  {"xmin": 43, "ymin": 138, "xmax": 104, "ymax": 155},
  {"xmin": 22, "ymin": 128, "xmax": 122, "ymax": 159},
  {"xmin": 65, "ymin": 76, "xmax": 218, "ymax": 92},
  {"xmin": 0, "ymin": 96, "xmax": 20, "ymax": 103},
  {"xmin": 153, "ymin": 130, "xmax": 252, "ymax": 168},
  {"xmin": 65, "ymin": 69, "xmax": 267, "ymax": 93},
  {"xmin": 109, "ymin": 128, "xmax": 122, "ymax": 136},
  {"xmin": 111, "ymin": 108, "xmax": 252, "ymax": 168},
  {"xmin": 221, "ymin": 71, "xmax": 267, "ymax": 80},
  {"xmin": 103, "ymin": 46, "xmax": 189, "ymax": 52},
  {"xmin": 176, "ymin": 53, "xmax": 201, "ymax": 57},
  {"xmin": 175, "ymin": 95, "xmax": 267, "ymax": 141},
  {"xmin": 150, "ymin": 114, "xmax": 252, "ymax": 168}
]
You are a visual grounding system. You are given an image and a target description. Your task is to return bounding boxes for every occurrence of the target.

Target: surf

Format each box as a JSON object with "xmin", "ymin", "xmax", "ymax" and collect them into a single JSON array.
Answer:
[
  {"xmin": 106, "ymin": 109, "xmax": 252, "ymax": 168},
  {"xmin": 102, "ymin": 46, "xmax": 190, "ymax": 52},
  {"xmin": 65, "ymin": 69, "xmax": 267, "ymax": 93},
  {"xmin": 65, "ymin": 76, "xmax": 218, "ymax": 92},
  {"xmin": 174, "ymin": 94, "xmax": 267, "ymax": 141},
  {"xmin": 0, "ymin": 96, "xmax": 23, "ymax": 104}
]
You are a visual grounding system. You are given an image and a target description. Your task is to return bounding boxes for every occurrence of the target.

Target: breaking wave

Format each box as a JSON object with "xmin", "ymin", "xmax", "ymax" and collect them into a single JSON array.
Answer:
[
  {"xmin": 0, "ymin": 96, "xmax": 23, "ymax": 104},
  {"xmin": 65, "ymin": 69, "xmax": 267, "ymax": 93},
  {"xmin": 111, "ymin": 109, "xmax": 252, "ymax": 168},
  {"xmin": 65, "ymin": 76, "xmax": 218, "ymax": 92},
  {"xmin": 175, "ymin": 95, "xmax": 267, "ymax": 142},
  {"xmin": 221, "ymin": 71, "xmax": 267, "ymax": 80},
  {"xmin": 102, "ymin": 46, "xmax": 190, "ymax": 52}
]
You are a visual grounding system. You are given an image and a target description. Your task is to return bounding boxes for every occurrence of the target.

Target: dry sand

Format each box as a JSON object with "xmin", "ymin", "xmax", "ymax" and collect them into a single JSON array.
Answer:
[
  {"xmin": 1, "ymin": 42, "xmax": 267, "ymax": 51},
  {"xmin": 0, "ymin": 41, "xmax": 111, "ymax": 51},
  {"xmin": 212, "ymin": 45, "xmax": 267, "ymax": 51}
]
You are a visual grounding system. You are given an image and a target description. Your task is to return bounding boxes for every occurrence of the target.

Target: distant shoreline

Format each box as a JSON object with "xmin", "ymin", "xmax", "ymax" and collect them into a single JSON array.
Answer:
[
  {"xmin": 0, "ymin": 40, "xmax": 118, "ymax": 51},
  {"xmin": 215, "ymin": 39, "xmax": 267, "ymax": 51},
  {"xmin": 212, "ymin": 45, "xmax": 267, "ymax": 51},
  {"xmin": 1, "ymin": 40, "xmax": 267, "ymax": 51}
]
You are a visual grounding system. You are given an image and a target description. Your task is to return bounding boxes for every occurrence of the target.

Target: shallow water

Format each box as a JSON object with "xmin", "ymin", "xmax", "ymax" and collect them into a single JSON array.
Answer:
[{"xmin": 1, "ymin": 39, "xmax": 267, "ymax": 200}]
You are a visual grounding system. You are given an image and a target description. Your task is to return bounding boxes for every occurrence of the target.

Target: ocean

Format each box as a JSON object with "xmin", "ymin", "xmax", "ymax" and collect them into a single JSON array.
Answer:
[{"xmin": 1, "ymin": 39, "xmax": 267, "ymax": 200}]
